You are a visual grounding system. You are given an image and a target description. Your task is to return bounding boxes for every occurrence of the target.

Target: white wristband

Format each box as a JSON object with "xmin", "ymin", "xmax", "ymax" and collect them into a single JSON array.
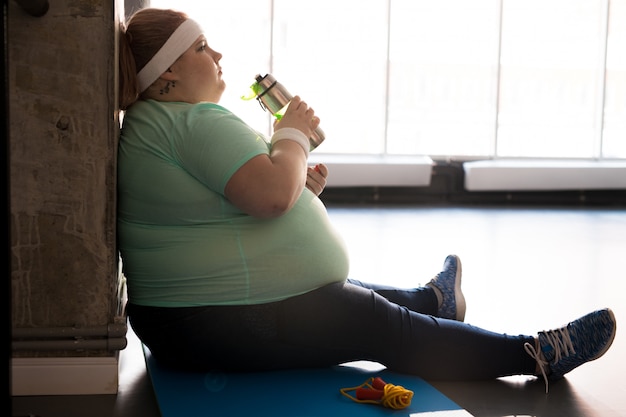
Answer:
[{"xmin": 271, "ymin": 128, "xmax": 310, "ymax": 157}]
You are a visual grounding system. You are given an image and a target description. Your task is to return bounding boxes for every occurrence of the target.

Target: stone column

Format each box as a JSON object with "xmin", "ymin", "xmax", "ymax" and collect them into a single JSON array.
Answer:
[{"xmin": 9, "ymin": 0, "xmax": 126, "ymax": 395}]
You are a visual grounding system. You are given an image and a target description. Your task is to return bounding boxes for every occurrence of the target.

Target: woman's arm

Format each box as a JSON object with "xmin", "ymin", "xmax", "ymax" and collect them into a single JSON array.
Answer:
[{"xmin": 224, "ymin": 97, "xmax": 320, "ymax": 218}]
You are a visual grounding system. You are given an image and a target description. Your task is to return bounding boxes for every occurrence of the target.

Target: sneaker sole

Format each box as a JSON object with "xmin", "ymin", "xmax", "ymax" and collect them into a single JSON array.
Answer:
[{"xmin": 451, "ymin": 255, "xmax": 466, "ymax": 322}]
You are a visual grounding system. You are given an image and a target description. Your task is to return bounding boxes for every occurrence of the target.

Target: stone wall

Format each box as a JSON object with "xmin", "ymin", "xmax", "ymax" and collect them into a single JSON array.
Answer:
[{"xmin": 9, "ymin": 0, "xmax": 124, "ymax": 358}]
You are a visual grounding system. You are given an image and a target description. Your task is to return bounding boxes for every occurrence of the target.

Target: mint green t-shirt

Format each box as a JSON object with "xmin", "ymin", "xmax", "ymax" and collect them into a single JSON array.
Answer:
[{"xmin": 117, "ymin": 100, "xmax": 349, "ymax": 307}]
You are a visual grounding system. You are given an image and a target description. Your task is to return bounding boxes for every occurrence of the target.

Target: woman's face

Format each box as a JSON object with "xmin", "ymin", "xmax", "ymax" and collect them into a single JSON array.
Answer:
[{"xmin": 170, "ymin": 36, "xmax": 225, "ymax": 103}]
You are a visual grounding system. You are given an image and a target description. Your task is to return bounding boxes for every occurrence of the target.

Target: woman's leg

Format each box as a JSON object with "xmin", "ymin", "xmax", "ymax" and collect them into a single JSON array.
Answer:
[
  {"xmin": 129, "ymin": 282, "xmax": 533, "ymax": 379},
  {"xmin": 129, "ymin": 281, "xmax": 616, "ymax": 386},
  {"xmin": 276, "ymin": 281, "xmax": 536, "ymax": 380},
  {"xmin": 346, "ymin": 278, "xmax": 438, "ymax": 315},
  {"xmin": 348, "ymin": 254, "xmax": 466, "ymax": 321}
]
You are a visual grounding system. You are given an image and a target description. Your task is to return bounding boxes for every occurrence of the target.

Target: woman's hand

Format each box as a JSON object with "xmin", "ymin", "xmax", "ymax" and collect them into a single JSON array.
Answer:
[
  {"xmin": 306, "ymin": 163, "xmax": 328, "ymax": 196},
  {"xmin": 274, "ymin": 96, "xmax": 320, "ymax": 140}
]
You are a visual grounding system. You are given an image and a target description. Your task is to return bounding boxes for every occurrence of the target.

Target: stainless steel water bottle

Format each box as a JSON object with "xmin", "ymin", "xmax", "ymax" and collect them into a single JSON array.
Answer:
[{"xmin": 249, "ymin": 73, "xmax": 325, "ymax": 150}]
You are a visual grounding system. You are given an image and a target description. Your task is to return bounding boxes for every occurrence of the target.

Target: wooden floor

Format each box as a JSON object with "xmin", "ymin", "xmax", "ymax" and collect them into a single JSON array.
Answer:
[{"xmin": 12, "ymin": 205, "xmax": 626, "ymax": 417}]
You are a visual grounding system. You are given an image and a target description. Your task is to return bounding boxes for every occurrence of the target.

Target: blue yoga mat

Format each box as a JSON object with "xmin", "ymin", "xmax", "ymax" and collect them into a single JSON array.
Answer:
[{"xmin": 143, "ymin": 345, "xmax": 473, "ymax": 416}]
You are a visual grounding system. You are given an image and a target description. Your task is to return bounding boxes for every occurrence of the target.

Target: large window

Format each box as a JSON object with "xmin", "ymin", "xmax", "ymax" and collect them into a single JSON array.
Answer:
[{"xmin": 148, "ymin": 0, "xmax": 626, "ymax": 160}]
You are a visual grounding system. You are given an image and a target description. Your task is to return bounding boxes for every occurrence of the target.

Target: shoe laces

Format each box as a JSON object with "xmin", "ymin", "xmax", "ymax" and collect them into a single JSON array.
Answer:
[{"xmin": 524, "ymin": 326, "xmax": 575, "ymax": 394}]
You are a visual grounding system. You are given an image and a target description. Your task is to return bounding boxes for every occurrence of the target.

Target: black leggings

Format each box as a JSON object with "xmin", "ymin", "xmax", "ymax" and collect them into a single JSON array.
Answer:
[{"xmin": 128, "ymin": 281, "xmax": 536, "ymax": 380}]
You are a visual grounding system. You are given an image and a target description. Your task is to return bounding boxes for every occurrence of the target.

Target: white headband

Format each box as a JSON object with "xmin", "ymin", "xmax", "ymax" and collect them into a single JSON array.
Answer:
[{"xmin": 136, "ymin": 19, "xmax": 204, "ymax": 92}]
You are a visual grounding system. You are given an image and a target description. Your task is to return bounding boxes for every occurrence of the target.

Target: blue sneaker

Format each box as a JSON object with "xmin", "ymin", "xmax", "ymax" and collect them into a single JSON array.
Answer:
[
  {"xmin": 426, "ymin": 255, "xmax": 466, "ymax": 321},
  {"xmin": 525, "ymin": 308, "xmax": 617, "ymax": 393}
]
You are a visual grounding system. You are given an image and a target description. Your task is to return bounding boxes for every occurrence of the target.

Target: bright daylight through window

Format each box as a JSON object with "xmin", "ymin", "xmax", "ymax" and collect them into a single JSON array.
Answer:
[{"xmin": 147, "ymin": 0, "xmax": 626, "ymax": 160}]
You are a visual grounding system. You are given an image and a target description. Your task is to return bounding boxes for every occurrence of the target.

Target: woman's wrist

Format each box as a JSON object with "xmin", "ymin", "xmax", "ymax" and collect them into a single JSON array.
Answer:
[{"xmin": 271, "ymin": 128, "xmax": 310, "ymax": 158}]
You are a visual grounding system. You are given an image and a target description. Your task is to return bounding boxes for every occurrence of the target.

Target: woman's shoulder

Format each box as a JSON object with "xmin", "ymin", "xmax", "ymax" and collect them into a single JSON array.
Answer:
[
  {"xmin": 129, "ymin": 99, "xmax": 230, "ymax": 116},
  {"xmin": 184, "ymin": 101, "xmax": 234, "ymax": 118}
]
